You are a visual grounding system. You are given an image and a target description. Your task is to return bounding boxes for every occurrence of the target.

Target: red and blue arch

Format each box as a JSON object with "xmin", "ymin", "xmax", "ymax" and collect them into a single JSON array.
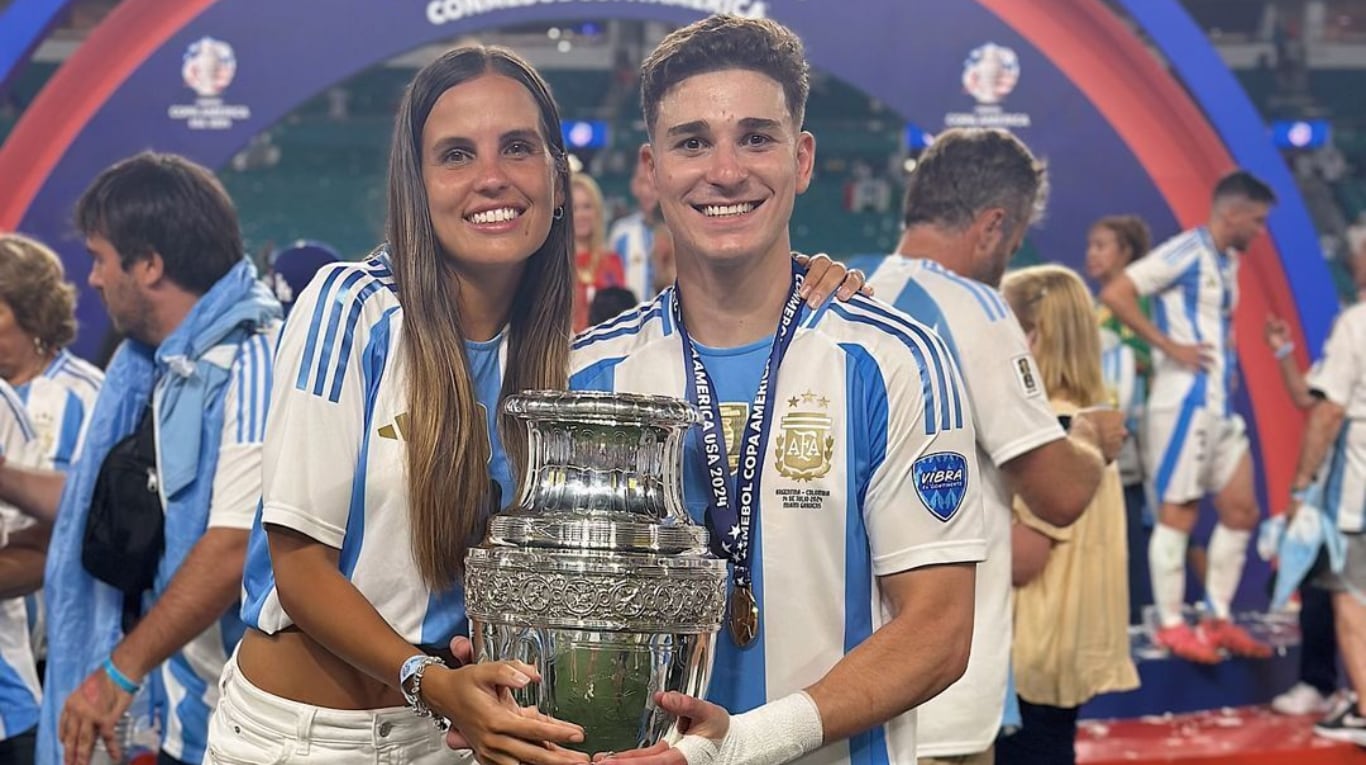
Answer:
[{"xmin": 0, "ymin": 0, "xmax": 1338, "ymax": 510}]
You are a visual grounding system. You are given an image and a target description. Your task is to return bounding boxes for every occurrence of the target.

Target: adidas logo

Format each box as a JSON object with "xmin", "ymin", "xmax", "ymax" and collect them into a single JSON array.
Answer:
[{"xmin": 378, "ymin": 412, "xmax": 410, "ymax": 440}]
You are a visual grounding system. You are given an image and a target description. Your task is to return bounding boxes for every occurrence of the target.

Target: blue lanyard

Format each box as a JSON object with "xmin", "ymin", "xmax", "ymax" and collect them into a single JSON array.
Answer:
[{"xmin": 673, "ymin": 261, "xmax": 804, "ymax": 591}]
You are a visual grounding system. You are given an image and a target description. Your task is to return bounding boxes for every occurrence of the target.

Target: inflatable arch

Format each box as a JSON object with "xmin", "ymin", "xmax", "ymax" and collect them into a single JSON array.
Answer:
[{"xmin": 0, "ymin": 0, "xmax": 1341, "ymax": 509}]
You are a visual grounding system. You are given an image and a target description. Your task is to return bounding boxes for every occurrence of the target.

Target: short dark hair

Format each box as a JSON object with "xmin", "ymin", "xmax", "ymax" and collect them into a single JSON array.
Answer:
[
  {"xmin": 74, "ymin": 152, "xmax": 243, "ymax": 294},
  {"xmin": 588, "ymin": 286, "xmax": 639, "ymax": 326},
  {"xmin": 1091, "ymin": 215, "xmax": 1151, "ymax": 264},
  {"xmin": 1213, "ymin": 170, "xmax": 1276, "ymax": 206},
  {"xmin": 640, "ymin": 15, "xmax": 809, "ymax": 136},
  {"xmin": 901, "ymin": 128, "xmax": 1048, "ymax": 232}
]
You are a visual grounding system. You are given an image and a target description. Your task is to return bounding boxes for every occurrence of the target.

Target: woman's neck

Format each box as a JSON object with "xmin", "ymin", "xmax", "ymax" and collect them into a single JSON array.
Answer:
[
  {"xmin": 452, "ymin": 264, "xmax": 523, "ymax": 342},
  {"xmin": 10, "ymin": 349, "xmax": 55, "ymax": 386}
]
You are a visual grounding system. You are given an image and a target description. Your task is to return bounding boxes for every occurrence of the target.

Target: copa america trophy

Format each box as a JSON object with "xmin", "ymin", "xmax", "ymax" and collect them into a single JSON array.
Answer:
[{"xmin": 464, "ymin": 391, "xmax": 728, "ymax": 753}]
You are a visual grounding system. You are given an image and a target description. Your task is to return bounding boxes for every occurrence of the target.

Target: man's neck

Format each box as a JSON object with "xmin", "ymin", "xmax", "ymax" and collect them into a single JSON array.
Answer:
[
  {"xmin": 145, "ymin": 291, "xmax": 200, "ymax": 348},
  {"xmin": 1206, "ymin": 222, "xmax": 1232, "ymax": 253},
  {"xmin": 895, "ymin": 226, "xmax": 975, "ymax": 280},
  {"xmin": 454, "ymin": 263, "xmax": 523, "ymax": 343},
  {"xmin": 675, "ymin": 248, "xmax": 792, "ymax": 348}
]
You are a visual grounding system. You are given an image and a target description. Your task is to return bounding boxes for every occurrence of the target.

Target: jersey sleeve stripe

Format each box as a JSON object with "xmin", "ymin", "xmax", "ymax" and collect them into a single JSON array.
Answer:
[
  {"xmin": 326, "ymin": 280, "xmax": 388, "ymax": 403},
  {"xmin": 843, "ymin": 296, "xmax": 966, "ymax": 430},
  {"xmin": 295, "ymin": 266, "xmax": 348, "ymax": 393},
  {"xmin": 0, "ymin": 386, "xmax": 34, "ymax": 441},
  {"xmin": 310, "ymin": 270, "xmax": 369, "ymax": 397},
  {"xmin": 831, "ymin": 303, "xmax": 948, "ymax": 435},
  {"xmin": 572, "ymin": 305, "xmax": 663, "ymax": 351}
]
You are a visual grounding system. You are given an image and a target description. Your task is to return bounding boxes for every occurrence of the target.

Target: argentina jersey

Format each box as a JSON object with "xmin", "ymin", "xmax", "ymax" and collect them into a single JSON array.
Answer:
[
  {"xmin": 156, "ymin": 316, "xmax": 278, "ymax": 764},
  {"xmin": 0, "ymin": 379, "xmax": 41, "ymax": 741},
  {"xmin": 1125, "ymin": 227, "xmax": 1239, "ymax": 414},
  {"xmin": 571, "ymin": 289, "xmax": 986, "ymax": 765},
  {"xmin": 868, "ymin": 255, "xmax": 1063, "ymax": 756},
  {"xmin": 608, "ymin": 212, "xmax": 656, "ymax": 301},
  {"xmin": 1306, "ymin": 303, "xmax": 1366, "ymax": 533},
  {"xmin": 13, "ymin": 349, "xmax": 103, "ymax": 471},
  {"xmin": 241, "ymin": 252, "xmax": 514, "ymax": 649}
]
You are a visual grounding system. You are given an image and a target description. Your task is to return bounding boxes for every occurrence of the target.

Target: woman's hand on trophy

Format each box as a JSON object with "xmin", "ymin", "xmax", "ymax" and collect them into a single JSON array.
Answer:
[
  {"xmin": 593, "ymin": 691, "xmax": 731, "ymax": 765},
  {"xmin": 794, "ymin": 252, "xmax": 872, "ymax": 307},
  {"xmin": 424, "ymin": 660, "xmax": 589, "ymax": 765}
]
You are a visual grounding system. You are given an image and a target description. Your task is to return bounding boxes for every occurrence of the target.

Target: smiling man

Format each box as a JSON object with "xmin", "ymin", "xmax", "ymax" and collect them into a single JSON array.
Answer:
[{"xmin": 572, "ymin": 16, "xmax": 985, "ymax": 765}]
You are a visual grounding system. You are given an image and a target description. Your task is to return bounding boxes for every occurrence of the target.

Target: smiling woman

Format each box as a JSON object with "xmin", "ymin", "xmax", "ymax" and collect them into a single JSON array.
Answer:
[{"xmin": 210, "ymin": 45, "xmax": 588, "ymax": 765}]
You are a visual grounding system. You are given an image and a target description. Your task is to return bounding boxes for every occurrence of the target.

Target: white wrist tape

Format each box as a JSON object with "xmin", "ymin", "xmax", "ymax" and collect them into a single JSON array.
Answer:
[{"xmin": 676, "ymin": 692, "xmax": 824, "ymax": 765}]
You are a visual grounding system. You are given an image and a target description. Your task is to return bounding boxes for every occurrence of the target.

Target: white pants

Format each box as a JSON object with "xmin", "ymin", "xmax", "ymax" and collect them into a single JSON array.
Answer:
[{"xmin": 207, "ymin": 652, "xmax": 471, "ymax": 764}]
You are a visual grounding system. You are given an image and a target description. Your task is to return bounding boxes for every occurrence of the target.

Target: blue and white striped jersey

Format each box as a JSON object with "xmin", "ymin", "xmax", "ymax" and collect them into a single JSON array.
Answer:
[
  {"xmin": 1125, "ymin": 227, "xmax": 1239, "ymax": 414},
  {"xmin": 1306, "ymin": 303, "xmax": 1366, "ymax": 533},
  {"xmin": 572, "ymin": 288, "xmax": 986, "ymax": 765},
  {"xmin": 160, "ymin": 321, "xmax": 277, "ymax": 763},
  {"xmin": 13, "ymin": 350, "xmax": 103, "ymax": 471},
  {"xmin": 868, "ymin": 255, "xmax": 1064, "ymax": 756},
  {"xmin": 1100, "ymin": 329, "xmax": 1146, "ymax": 486},
  {"xmin": 241, "ymin": 254, "xmax": 514, "ymax": 648},
  {"xmin": 608, "ymin": 211, "xmax": 656, "ymax": 301},
  {"xmin": 0, "ymin": 379, "xmax": 41, "ymax": 741}
]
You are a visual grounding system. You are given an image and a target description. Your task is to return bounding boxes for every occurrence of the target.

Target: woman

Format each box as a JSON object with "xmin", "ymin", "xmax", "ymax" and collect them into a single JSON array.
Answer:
[
  {"xmin": 570, "ymin": 172, "xmax": 626, "ymax": 332},
  {"xmin": 997, "ymin": 264, "xmax": 1139, "ymax": 765},
  {"xmin": 1085, "ymin": 214, "xmax": 1154, "ymax": 624},
  {"xmin": 0, "ymin": 233, "xmax": 104, "ymax": 716},
  {"xmin": 209, "ymin": 46, "xmax": 589, "ymax": 765},
  {"xmin": 0, "ymin": 233, "xmax": 104, "ymax": 471}
]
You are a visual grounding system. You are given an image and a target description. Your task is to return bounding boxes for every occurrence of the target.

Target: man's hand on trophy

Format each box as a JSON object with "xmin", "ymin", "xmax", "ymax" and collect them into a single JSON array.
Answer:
[
  {"xmin": 593, "ymin": 691, "xmax": 730, "ymax": 765},
  {"xmin": 426, "ymin": 638, "xmax": 589, "ymax": 765},
  {"xmin": 793, "ymin": 252, "xmax": 873, "ymax": 307}
]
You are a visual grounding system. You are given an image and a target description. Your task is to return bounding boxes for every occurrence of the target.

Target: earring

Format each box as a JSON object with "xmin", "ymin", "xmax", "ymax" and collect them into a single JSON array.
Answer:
[
  {"xmin": 32, "ymin": 336, "xmax": 47, "ymax": 356},
  {"xmin": 553, "ymin": 206, "xmax": 565, "ymax": 221}
]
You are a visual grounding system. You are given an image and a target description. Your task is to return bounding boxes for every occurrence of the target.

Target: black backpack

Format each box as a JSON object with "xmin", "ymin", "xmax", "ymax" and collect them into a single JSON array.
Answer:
[{"xmin": 82, "ymin": 397, "xmax": 163, "ymax": 625}]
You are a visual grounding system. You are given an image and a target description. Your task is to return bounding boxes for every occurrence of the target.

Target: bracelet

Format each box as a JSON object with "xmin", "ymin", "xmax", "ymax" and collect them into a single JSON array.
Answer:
[
  {"xmin": 1274, "ymin": 341, "xmax": 1295, "ymax": 360},
  {"xmin": 399, "ymin": 654, "xmax": 450, "ymax": 730},
  {"xmin": 102, "ymin": 657, "xmax": 141, "ymax": 694}
]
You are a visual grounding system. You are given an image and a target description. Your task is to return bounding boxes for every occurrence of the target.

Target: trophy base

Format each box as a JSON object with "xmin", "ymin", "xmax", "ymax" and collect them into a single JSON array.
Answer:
[{"xmin": 470, "ymin": 622, "xmax": 715, "ymax": 754}]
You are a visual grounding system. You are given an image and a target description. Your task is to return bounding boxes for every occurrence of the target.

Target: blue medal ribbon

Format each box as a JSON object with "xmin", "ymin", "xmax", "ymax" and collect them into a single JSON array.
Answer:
[{"xmin": 674, "ymin": 262, "xmax": 804, "ymax": 644}]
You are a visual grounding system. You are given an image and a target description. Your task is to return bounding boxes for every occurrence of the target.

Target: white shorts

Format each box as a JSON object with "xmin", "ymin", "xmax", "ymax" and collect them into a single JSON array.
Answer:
[
  {"xmin": 1143, "ymin": 408, "xmax": 1249, "ymax": 505},
  {"xmin": 207, "ymin": 652, "xmax": 470, "ymax": 765}
]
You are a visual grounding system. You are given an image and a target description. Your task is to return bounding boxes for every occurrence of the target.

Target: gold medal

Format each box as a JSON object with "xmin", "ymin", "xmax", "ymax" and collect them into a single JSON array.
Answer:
[{"xmin": 728, "ymin": 584, "xmax": 760, "ymax": 647}]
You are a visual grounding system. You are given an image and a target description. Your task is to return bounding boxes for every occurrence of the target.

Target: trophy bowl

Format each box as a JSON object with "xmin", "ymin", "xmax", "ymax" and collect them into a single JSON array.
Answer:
[{"xmin": 464, "ymin": 391, "xmax": 727, "ymax": 754}]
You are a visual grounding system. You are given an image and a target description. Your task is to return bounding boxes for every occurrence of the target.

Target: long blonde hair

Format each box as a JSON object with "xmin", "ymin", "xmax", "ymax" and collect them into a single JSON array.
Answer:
[
  {"xmin": 570, "ymin": 172, "xmax": 607, "ymax": 257},
  {"xmin": 388, "ymin": 46, "xmax": 573, "ymax": 590},
  {"xmin": 1002, "ymin": 264, "xmax": 1107, "ymax": 407}
]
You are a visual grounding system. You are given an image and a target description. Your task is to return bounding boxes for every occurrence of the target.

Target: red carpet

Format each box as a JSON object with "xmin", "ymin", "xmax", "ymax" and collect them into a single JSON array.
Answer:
[{"xmin": 1078, "ymin": 707, "xmax": 1366, "ymax": 764}]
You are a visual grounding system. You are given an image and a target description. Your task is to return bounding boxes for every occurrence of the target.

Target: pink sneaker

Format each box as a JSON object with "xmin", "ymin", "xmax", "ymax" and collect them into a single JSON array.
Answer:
[
  {"xmin": 1200, "ymin": 618, "xmax": 1273, "ymax": 659},
  {"xmin": 1154, "ymin": 624, "xmax": 1222, "ymax": 664}
]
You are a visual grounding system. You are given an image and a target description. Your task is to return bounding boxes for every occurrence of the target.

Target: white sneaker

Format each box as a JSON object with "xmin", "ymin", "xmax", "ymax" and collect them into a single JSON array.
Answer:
[{"xmin": 1272, "ymin": 682, "xmax": 1333, "ymax": 715}]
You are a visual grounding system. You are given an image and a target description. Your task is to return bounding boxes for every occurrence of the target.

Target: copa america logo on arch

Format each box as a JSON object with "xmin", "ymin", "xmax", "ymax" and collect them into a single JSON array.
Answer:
[
  {"xmin": 962, "ymin": 42, "xmax": 1019, "ymax": 106},
  {"xmin": 944, "ymin": 42, "xmax": 1030, "ymax": 129},
  {"xmin": 182, "ymin": 37, "xmax": 237, "ymax": 98}
]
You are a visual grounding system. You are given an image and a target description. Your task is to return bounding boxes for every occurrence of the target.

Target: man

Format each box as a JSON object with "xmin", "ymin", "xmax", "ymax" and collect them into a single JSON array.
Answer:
[
  {"xmin": 1100, "ymin": 170, "xmax": 1277, "ymax": 663},
  {"xmin": 866, "ymin": 127, "xmax": 1121, "ymax": 764},
  {"xmin": 0, "ymin": 380, "xmax": 42, "ymax": 763},
  {"xmin": 0, "ymin": 152, "xmax": 280, "ymax": 765},
  {"xmin": 607, "ymin": 153, "xmax": 661, "ymax": 301},
  {"xmin": 1290, "ymin": 260, "xmax": 1366, "ymax": 744},
  {"xmin": 574, "ymin": 16, "xmax": 985, "ymax": 765}
]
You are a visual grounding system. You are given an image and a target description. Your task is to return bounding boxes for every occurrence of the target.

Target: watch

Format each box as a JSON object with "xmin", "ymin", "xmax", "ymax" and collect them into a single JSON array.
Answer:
[{"xmin": 399, "ymin": 654, "xmax": 447, "ymax": 726}]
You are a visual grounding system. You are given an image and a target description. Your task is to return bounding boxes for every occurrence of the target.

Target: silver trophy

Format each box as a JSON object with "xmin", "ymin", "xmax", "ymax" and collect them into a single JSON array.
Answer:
[{"xmin": 465, "ymin": 391, "xmax": 728, "ymax": 754}]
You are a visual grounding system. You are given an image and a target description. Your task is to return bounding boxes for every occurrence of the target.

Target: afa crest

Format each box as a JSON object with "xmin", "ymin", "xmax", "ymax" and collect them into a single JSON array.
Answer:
[
  {"xmin": 774, "ymin": 391, "xmax": 835, "ymax": 481},
  {"xmin": 914, "ymin": 452, "xmax": 969, "ymax": 522}
]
